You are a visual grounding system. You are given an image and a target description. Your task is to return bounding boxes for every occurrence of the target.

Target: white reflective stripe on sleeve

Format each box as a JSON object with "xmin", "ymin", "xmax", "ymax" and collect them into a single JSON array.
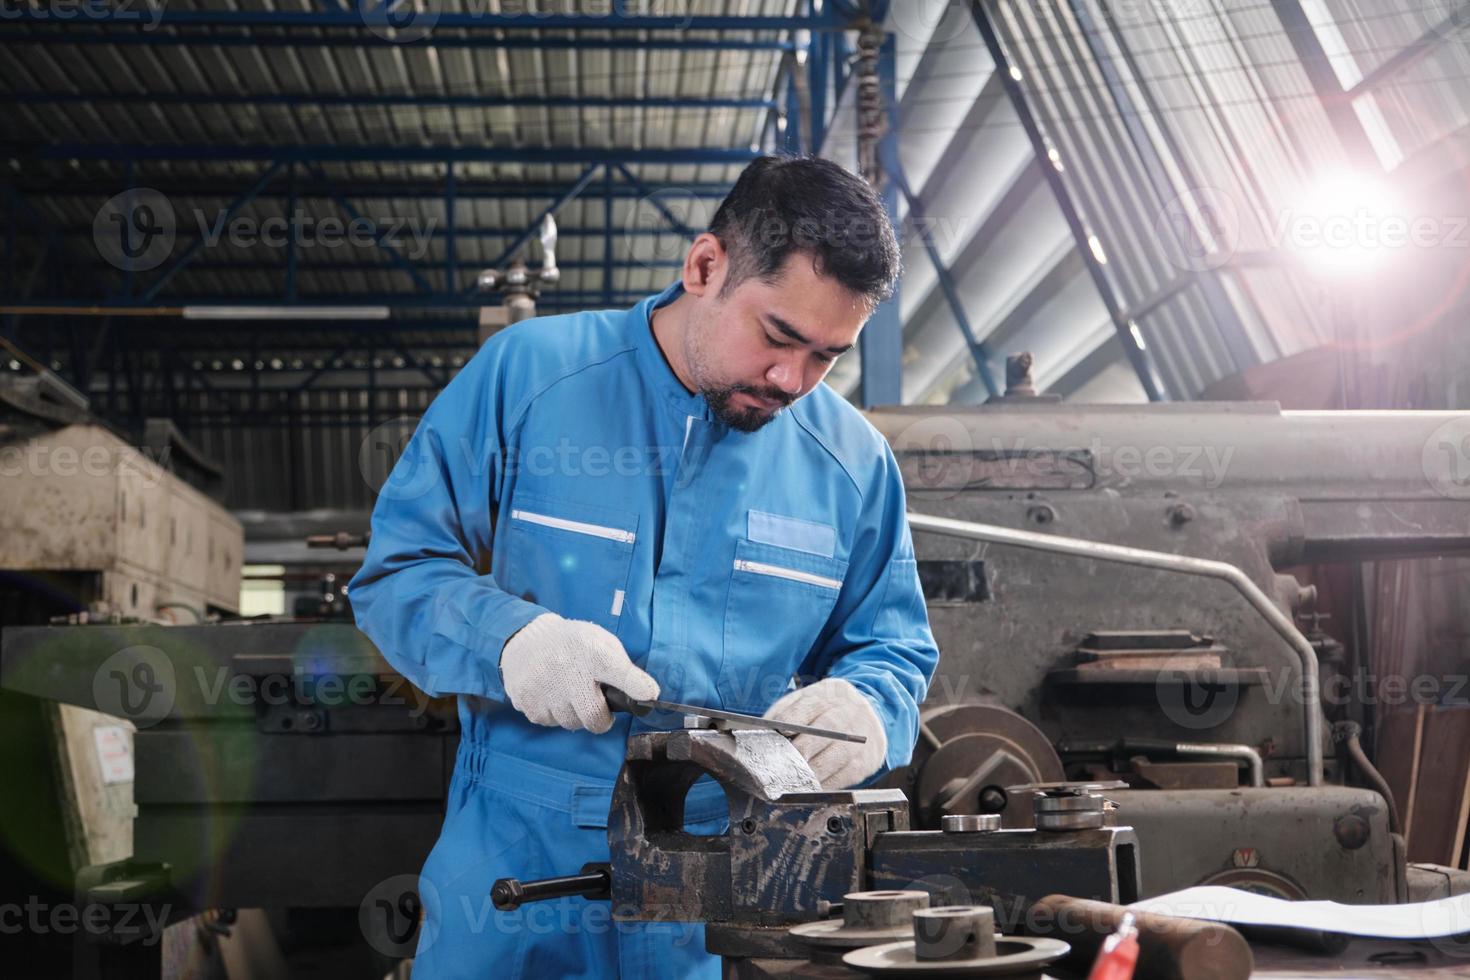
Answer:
[
  {"xmin": 510, "ymin": 509, "xmax": 636, "ymax": 544},
  {"xmin": 733, "ymin": 559, "xmax": 842, "ymax": 591},
  {"xmin": 611, "ymin": 589, "xmax": 625, "ymax": 616}
]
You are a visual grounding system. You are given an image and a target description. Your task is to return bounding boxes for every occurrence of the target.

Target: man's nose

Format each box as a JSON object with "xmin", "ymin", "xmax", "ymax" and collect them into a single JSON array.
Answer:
[{"xmin": 766, "ymin": 356, "xmax": 804, "ymax": 396}]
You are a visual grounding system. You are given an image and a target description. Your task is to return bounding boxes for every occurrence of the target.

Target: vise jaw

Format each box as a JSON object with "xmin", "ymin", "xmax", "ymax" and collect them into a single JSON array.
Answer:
[{"xmin": 607, "ymin": 729, "xmax": 910, "ymax": 926}]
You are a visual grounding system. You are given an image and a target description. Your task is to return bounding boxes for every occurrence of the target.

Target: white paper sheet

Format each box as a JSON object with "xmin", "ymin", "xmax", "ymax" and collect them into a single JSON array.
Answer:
[{"xmin": 1130, "ymin": 886, "xmax": 1470, "ymax": 939}]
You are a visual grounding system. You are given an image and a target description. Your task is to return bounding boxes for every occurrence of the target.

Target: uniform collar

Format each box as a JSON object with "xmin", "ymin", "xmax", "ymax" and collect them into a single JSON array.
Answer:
[{"xmin": 634, "ymin": 281, "xmax": 709, "ymax": 418}]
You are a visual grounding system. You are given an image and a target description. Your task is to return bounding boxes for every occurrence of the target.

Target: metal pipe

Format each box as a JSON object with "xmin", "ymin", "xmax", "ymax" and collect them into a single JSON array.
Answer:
[
  {"xmin": 1334, "ymin": 721, "xmax": 1402, "ymax": 835},
  {"xmin": 905, "ymin": 511, "xmax": 1324, "ymax": 785},
  {"xmin": 1174, "ymin": 742, "xmax": 1265, "ymax": 788}
]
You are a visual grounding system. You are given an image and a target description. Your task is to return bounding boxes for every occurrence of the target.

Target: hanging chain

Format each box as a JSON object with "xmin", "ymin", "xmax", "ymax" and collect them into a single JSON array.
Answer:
[{"xmin": 855, "ymin": 21, "xmax": 886, "ymax": 187}]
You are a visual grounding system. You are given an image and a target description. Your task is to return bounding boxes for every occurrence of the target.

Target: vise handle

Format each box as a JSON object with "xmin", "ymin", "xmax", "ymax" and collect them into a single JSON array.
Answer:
[{"xmin": 490, "ymin": 862, "xmax": 611, "ymax": 911}]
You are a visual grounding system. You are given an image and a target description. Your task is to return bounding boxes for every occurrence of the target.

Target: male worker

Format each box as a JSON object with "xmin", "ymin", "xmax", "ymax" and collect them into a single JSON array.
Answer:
[{"xmin": 349, "ymin": 155, "xmax": 939, "ymax": 978}]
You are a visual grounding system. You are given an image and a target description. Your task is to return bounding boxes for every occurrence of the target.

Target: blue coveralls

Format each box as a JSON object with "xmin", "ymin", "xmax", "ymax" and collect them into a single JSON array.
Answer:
[{"xmin": 349, "ymin": 281, "xmax": 939, "ymax": 978}]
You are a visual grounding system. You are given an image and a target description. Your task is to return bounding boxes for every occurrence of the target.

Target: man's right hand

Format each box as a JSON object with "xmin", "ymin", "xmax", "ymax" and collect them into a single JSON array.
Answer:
[{"xmin": 500, "ymin": 612, "xmax": 659, "ymax": 733}]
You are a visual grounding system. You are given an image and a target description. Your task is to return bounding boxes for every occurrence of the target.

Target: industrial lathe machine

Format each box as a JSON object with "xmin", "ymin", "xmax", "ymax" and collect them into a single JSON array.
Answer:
[{"xmin": 4, "ymin": 366, "xmax": 1470, "ymax": 975}]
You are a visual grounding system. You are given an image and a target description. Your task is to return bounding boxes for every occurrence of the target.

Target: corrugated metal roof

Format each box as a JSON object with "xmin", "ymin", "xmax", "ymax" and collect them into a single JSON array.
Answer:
[{"xmin": 5, "ymin": 0, "xmax": 797, "ymax": 308}]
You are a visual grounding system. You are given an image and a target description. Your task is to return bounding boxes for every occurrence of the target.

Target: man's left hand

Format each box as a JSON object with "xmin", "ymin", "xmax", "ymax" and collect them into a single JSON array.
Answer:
[{"xmin": 763, "ymin": 678, "xmax": 887, "ymax": 789}]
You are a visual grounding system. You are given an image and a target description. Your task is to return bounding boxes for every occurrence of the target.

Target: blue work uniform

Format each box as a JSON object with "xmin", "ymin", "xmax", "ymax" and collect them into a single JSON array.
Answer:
[{"xmin": 349, "ymin": 281, "xmax": 939, "ymax": 979}]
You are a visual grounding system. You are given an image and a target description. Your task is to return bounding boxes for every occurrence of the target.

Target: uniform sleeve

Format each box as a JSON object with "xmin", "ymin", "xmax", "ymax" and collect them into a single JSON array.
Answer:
[
  {"xmin": 800, "ymin": 444, "xmax": 939, "ymax": 775},
  {"xmin": 347, "ymin": 337, "xmax": 546, "ymax": 700}
]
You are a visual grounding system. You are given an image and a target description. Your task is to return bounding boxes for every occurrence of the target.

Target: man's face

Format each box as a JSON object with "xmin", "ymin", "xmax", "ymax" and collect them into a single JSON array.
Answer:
[{"xmin": 684, "ymin": 252, "xmax": 869, "ymax": 432}]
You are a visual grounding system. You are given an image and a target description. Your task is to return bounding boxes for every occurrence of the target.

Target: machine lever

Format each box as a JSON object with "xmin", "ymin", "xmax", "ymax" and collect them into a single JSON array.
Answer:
[{"xmin": 490, "ymin": 862, "xmax": 611, "ymax": 911}]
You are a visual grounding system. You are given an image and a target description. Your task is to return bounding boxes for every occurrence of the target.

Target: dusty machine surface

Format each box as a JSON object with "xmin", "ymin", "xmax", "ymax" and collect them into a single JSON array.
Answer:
[{"xmin": 867, "ymin": 388, "xmax": 1470, "ymax": 906}]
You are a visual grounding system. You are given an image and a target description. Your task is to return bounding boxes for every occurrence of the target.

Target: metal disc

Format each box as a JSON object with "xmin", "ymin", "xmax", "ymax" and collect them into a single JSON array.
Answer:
[
  {"xmin": 788, "ymin": 918, "xmax": 916, "ymax": 950},
  {"xmin": 842, "ymin": 936, "xmax": 1070, "ymax": 977}
]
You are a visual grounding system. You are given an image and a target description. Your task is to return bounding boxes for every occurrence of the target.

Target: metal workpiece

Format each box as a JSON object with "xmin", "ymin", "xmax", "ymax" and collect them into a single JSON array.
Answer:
[
  {"xmin": 602, "ymin": 683, "xmax": 867, "ymax": 744},
  {"xmin": 914, "ymin": 905, "xmax": 997, "ymax": 961},
  {"xmin": 1032, "ymin": 787, "xmax": 1110, "ymax": 832},
  {"xmin": 842, "ymin": 903, "xmax": 1069, "ymax": 977},
  {"xmin": 787, "ymin": 890, "xmax": 930, "ymax": 962},
  {"xmin": 878, "ymin": 701, "xmax": 1064, "ymax": 827},
  {"xmin": 940, "ymin": 814, "xmax": 1000, "ymax": 833}
]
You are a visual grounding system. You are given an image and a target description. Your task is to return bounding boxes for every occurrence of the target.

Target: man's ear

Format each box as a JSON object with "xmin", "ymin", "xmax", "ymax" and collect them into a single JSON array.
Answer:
[{"xmin": 682, "ymin": 232, "xmax": 727, "ymax": 298}]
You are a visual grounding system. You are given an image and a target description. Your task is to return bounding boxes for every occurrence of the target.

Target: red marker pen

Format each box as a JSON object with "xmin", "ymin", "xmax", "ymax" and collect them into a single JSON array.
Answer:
[{"xmin": 1087, "ymin": 911, "xmax": 1140, "ymax": 980}]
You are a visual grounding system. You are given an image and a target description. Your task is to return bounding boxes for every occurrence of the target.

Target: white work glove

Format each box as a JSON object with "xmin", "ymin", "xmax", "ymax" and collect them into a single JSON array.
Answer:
[
  {"xmin": 763, "ymin": 678, "xmax": 887, "ymax": 790},
  {"xmin": 500, "ymin": 612, "xmax": 659, "ymax": 733}
]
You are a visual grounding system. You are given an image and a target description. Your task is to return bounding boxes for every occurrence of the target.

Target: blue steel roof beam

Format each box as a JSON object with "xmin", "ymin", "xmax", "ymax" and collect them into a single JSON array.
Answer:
[
  {"xmin": 1063, "ymin": 0, "xmax": 1256, "ymax": 376},
  {"xmin": 7, "ymin": 93, "xmax": 780, "ymax": 112},
  {"xmin": 23, "ymin": 146, "xmax": 761, "ymax": 165},
  {"xmin": 3, "ymin": 292, "xmax": 657, "ymax": 309},
  {"xmin": 0, "ymin": 32, "xmax": 797, "ymax": 51},
  {"xmin": 966, "ymin": 0, "xmax": 1167, "ymax": 402},
  {"xmin": 9, "ymin": 182, "xmax": 735, "ymax": 200},
  {"xmin": 1272, "ymin": 0, "xmax": 1383, "ymax": 172},
  {"xmin": 139, "ymin": 161, "xmax": 285, "ymax": 303},
  {"xmin": 613, "ymin": 164, "xmax": 698, "ymax": 239},
  {"xmin": 878, "ymin": 139, "xmax": 998, "ymax": 398},
  {"xmin": 0, "ymin": 10, "xmax": 849, "ymax": 29},
  {"xmin": 303, "ymin": 163, "xmax": 435, "ymax": 295},
  {"xmin": 21, "ymin": 226, "xmax": 733, "ymax": 240},
  {"xmin": 65, "ymin": 260, "xmax": 685, "ymax": 275}
]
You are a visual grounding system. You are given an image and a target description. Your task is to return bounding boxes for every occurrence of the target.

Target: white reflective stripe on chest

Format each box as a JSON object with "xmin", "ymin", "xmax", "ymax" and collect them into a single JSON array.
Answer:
[
  {"xmin": 733, "ymin": 558, "xmax": 842, "ymax": 590},
  {"xmin": 510, "ymin": 509, "xmax": 636, "ymax": 543}
]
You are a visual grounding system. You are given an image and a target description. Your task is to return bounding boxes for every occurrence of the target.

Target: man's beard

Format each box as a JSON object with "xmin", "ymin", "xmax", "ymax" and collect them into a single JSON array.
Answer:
[{"xmin": 703, "ymin": 382, "xmax": 794, "ymax": 433}]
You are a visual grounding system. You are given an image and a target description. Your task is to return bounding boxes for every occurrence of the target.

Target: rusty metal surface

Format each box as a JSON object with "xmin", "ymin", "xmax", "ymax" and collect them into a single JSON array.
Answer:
[
  {"xmin": 871, "ymin": 403, "xmax": 1470, "ymax": 788},
  {"xmin": 609, "ymin": 729, "xmax": 910, "ymax": 927}
]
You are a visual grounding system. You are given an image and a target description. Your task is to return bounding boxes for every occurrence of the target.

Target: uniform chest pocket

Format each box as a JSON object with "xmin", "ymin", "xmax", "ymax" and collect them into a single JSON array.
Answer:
[
  {"xmin": 719, "ymin": 538, "xmax": 848, "ymax": 714},
  {"xmin": 502, "ymin": 493, "xmax": 639, "ymax": 635}
]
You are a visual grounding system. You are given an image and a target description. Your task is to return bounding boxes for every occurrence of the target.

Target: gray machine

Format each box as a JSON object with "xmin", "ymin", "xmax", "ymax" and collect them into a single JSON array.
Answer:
[{"xmin": 868, "ymin": 371, "xmax": 1470, "ymax": 904}]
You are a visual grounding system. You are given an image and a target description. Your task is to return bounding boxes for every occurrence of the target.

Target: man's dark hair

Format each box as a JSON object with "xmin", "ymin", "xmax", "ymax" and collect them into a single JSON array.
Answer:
[{"xmin": 707, "ymin": 155, "xmax": 900, "ymax": 310}]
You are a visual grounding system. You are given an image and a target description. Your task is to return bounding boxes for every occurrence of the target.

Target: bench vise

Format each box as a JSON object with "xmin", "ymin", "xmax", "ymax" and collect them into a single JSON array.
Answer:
[{"xmin": 492, "ymin": 728, "xmax": 1141, "ymax": 961}]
